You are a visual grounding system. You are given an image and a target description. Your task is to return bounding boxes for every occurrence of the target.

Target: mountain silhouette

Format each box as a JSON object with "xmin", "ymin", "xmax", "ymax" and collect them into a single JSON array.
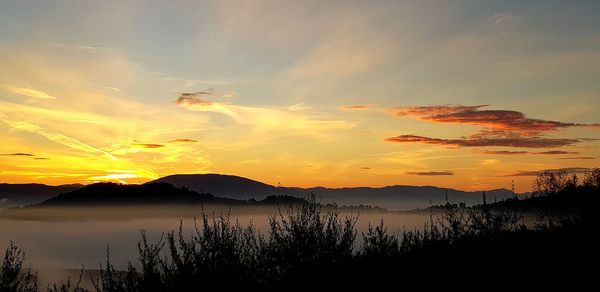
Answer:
[
  {"xmin": 22, "ymin": 182, "xmax": 307, "ymax": 208},
  {"xmin": 1, "ymin": 173, "xmax": 515, "ymax": 210},
  {"xmin": 151, "ymin": 173, "xmax": 514, "ymax": 210},
  {"xmin": 39, "ymin": 182, "xmax": 232, "ymax": 206},
  {"xmin": 150, "ymin": 174, "xmax": 278, "ymax": 199},
  {"xmin": 0, "ymin": 183, "xmax": 83, "ymax": 208}
]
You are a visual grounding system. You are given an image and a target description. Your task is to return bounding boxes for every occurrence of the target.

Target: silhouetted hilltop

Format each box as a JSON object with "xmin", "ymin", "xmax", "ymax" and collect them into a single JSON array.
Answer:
[
  {"xmin": 38, "ymin": 182, "xmax": 231, "ymax": 206},
  {"xmin": 0, "ymin": 183, "xmax": 83, "ymax": 207},
  {"xmin": 151, "ymin": 173, "xmax": 514, "ymax": 209},
  {"xmin": 150, "ymin": 174, "xmax": 277, "ymax": 199},
  {"xmin": 25, "ymin": 182, "xmax": 316, "ymax": 209},
  {"xmin": 1, "ymin": 173, "xmax": 515, "ymax": 210}
]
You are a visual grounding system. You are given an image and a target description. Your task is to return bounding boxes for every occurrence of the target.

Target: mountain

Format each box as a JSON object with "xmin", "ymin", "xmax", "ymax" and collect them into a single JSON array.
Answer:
[
  {"xmin": 150, "ymin": 174, "xmax": 514, "ymax": 210},
  {"xmin": 30, "ymin": 182, "xmax": 308, "ymax": 207},
  {"xmin": 0, "ymin": 183, "xmax": 83, "ymax": 208},
  {"xmin": 39, "ymin": 182, "xmax": 231, "ymax": 206},
  {"xmin": 150, "ymin": 174, "xmax": 278, "ymax": 200}
]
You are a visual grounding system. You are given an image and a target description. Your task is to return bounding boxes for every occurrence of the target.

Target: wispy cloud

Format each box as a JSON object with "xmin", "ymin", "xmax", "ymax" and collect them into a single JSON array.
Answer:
[
  {"xmin": 537, "ymin": 150, "xmax": 578, "ymax": 155},
  {"xmin": 221, "ymin": 91, "xmax": 238, "ymax": 98},
  {"xmin": 339, "ymin": 104, "xmax": 374, "ymax": 111},
  {"xmin": 131, "ymin": 143, "xmax": 165, "ymax": 149},
  {"xmin": 386, "ymin": 134, "xmax": 579, "ymax": 148},
  {"xmin": 558, "ymin": 157, "xmax": 597, "ymax": 160},
  {"xmin": 168, "ymin": 139, "xmax": 198, "ymax": 143},
  {"xmin": 478, "ymin": 150, "xmax": 578, "ymax": 155},
  {"xmin": 478, "ymin": 150, "xmax": 530, "ymax": 155},
  {"xmin": 505, "ymin": 167, "xmax": 590, "ymax": 177},
  {"xmin": 2, "ymin": 85, "xmax": 57, "ymax": 99},
  {"xmin": 175, "ymin": 96, "xmax": 213, "ymax": 106},
  {"xmin": 0, "ymin": 152, "xmax": 34, "ymax": 156},
  {"xmin": 406, "ymin": 171, "xmax": 454, "ymax": 176},
  {"xmin": 0, "ymin": 112, "xmax": 117, "ymax": 160},
  {"xmin": 390, "ymin": 105, "xmax": 588, "ymax": 135},
  {"xmin": 175, "ymin": 96, "xmax": 353, "ymax": 134}
]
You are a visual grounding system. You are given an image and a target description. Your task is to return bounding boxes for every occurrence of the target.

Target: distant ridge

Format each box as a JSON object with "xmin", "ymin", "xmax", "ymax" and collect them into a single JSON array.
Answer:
[
  {"xmin": 150, "ymin": 174, "xmax": 514, "ymax": 210},
  {"xmin": 39, "ymin": 182, "xmax": 225, "ymax": 206},
  {"xmin": 0, "ymin": 183, "xmax": 83, "ymax": 208},
  {"xmin": 1, "ymin": 173, "xmax": 515, "ymax": 210},
  {"xmin": 150, "ymin": 174, "xmax": 277, "ymax": 200}
]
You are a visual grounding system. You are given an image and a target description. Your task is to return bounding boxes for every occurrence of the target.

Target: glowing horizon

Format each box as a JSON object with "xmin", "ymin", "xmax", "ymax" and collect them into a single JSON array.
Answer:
[{"xmin": 1, "ymin": 1, "xmax": 599, "ymax": 192}]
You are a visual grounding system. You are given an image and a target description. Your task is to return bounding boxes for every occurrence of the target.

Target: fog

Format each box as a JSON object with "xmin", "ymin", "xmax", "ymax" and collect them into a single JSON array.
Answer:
[{"xmin": 0, "ymin": 206, "xmax": 431, "ymax": 272}]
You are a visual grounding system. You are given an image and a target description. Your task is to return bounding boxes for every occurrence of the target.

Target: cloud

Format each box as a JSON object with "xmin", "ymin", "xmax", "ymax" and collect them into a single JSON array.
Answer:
[
  {"xmin": 2, "ymin": 85, "xmax": 57, "ymax": 99},
  {"xmin": 478, "ymin": 150, "xmax": 579, "ymax": 155},
  {"xmin": 0, "ymin": 152, "xmax": 34, "ymax": 156},
  {"xmin": 221, "ymin": 91, "xmax": 238, "ymax": 98},
  {"xmin": 506, "ymin": 167, "xmax": 590, "ymax": 177},
  {"xmin": 536, "ymin": 150, "xmax": 578, "ymax": 155},
  {"xmin": 131, "ymin": 143, "xmax": 165, "ymax": 149},
  {"xmin": 386, "ymin": 134, "xmax": 579, "ymax": 148},
  {"xmin": 168, "ymin": 139, "xmax": 197, "ymax": 143},
  {"xmin": 175, "ymin": 97, "xmax": 213, "ymax": 106},
  {"xmin": 386, "ymin": 105, "xmax": 599, "ymax": 149},
  {"xmin": 487, "ymin": 12, "xmax": 514, "ymax": 25},
  {"xmin": 390, "ymin": 105, "xmax": 587, "ymax": 135},
  {"xmin": 339, "ymin": 104, "xmax": 373, "ymax": 110},
  {"xmin": 0, "ymin": 112, "xmax": 117, "ymax": 160},
  {"xmin": 406, "ymin": 171, "xmax": 454, "ymax": 176},
  {"xmin": 175, "ymin": 97, "xmax": 353, "ymax": 134},
  {"xmin": 478, "ymin": 150, "xmax": 530, "ymax": 155},
  {"xmin": 178, "ymin": 89, "xmax": 237, "ymax": 99},
  {"xmin": 178, "ymin": 90, "xmax": 214, "ymax": 98},
  {"xmin": 558, "ymin": 157, "xmax": 597, "ymax": 160}
]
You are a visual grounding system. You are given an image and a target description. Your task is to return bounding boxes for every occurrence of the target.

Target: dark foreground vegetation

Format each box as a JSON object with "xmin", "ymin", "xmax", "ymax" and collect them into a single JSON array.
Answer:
[{"xmin": 1, "ymin": 169, "xmax": 598, "ymax": 291}]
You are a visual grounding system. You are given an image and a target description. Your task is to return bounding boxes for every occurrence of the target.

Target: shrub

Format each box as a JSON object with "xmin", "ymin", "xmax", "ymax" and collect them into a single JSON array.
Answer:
[{"xmin": 0, "ymin": 241, "xmax": 37, "ymax": 292}]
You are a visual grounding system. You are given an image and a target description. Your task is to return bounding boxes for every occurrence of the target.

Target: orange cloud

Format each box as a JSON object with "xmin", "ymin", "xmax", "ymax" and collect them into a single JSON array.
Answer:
[
  {"xmin": 131, "ymin": 143, "xmax": 165, "ymax": 149},
  {"xmin": 1, "ymin": 152, "xmax": 34, "ymax": 156},
  {"xmin": 478, "ymin": 150, "xmax": 578, "ymax": 155},
  {"xmin": 506, "ymin": 167, "xmax": 589, "ymax": 177},
  {"xmin": 386, "ymin": 134, "xmax": 579, "ymax": 148},
  {"xmin": 339, "ymin": 104, "xmax": 373, "ymax": 110},
  {"xmin": 168, "ymin": 139, "xmax": 198, "ymax": 143},
  {"xmin": 406, "ymin": 171, "xmax": 454, "ymax": 176},
  {"xmin": 390, "ymin": 105, "xmax": 590, "ymax": 135},
  {"xmin": 175, "ymin": 96, "xmax": 213, "ymax": 106},
  {"xmin": 558, "ymin": 157, "xmax": 597, "ymax": 160}
]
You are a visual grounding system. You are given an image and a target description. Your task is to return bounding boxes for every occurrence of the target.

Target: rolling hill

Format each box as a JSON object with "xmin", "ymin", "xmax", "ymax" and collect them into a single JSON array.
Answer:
[
  {"xmin": 151, "ymin": 174, "xmax": 515, "ymax": 210},
  {"xmin": 0, "ymin": 183, "xmax": 83, "ymax": 208}
]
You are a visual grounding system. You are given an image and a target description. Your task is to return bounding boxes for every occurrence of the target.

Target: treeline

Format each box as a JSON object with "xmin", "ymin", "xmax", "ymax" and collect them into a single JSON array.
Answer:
[{"xmin": 1, "ymin": 168, "xmax": 598, "ymax": 291}]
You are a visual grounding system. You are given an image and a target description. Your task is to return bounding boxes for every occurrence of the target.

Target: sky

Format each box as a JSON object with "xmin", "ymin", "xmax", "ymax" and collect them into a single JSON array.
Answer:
[{"xmin": 0, "ymin": 0, "xmax": 599, "ymax": 191}]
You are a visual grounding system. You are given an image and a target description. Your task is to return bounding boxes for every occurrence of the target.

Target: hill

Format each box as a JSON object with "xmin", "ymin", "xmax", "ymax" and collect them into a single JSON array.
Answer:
[
  {"xmin": 151, "ymin": 174, "xmax": 277, "ymax": 200},
  {"xmin": 0, "ymin": 183, "xmax": 82, "ymax": 208},
  {"xmin": 150, "ymin": 174, "xmax": 514, "ymax": 210}
]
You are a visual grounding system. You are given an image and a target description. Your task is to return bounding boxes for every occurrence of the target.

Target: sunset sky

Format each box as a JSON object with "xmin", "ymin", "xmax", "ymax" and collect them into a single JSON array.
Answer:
[{"xmin": 1, "ymin": 0, "xmax": 599, "ymax": 191}]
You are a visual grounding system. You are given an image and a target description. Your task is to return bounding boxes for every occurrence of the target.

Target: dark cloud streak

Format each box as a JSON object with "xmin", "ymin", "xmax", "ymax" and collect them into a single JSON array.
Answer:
[
  {"xmin": 406, "ymin": 171, "xmax": 454, "ymax": 176},
  {"xmin": 386, "ymin": 135, "xmax": 579, "ymax": 148}
]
